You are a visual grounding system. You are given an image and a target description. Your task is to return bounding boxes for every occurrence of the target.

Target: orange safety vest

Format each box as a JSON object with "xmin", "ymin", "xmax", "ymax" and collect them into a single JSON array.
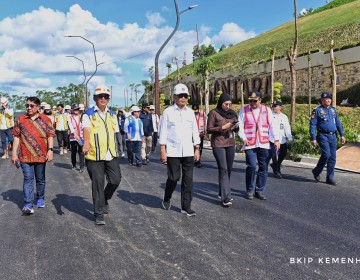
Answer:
[
  {"xmin": 195, "ymin": 111, "xmax": 206, "ymax": 137},
  {"xmin": 244, "ymin": 105, "xmax": 270, "ymax": 145}
]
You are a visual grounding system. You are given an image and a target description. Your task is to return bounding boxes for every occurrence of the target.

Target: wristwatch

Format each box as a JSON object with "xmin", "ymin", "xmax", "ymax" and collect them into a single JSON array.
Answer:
[{"xmin": 48, "ymin": 148, "xmax": 54, "ymax": 151}]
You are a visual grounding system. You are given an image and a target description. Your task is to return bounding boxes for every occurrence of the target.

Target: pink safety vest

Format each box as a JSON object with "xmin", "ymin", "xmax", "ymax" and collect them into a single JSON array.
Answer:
[
  {"xmin": 244, "ymin": 105, "xmax": 269, "ymax": 145},
  {"xmin": 69, "ymin": 115, "xmax": 83, "ymax": 141},
  {"xmin": 195, "ymin": 111, "xmax": 206, "ymax": 137}
]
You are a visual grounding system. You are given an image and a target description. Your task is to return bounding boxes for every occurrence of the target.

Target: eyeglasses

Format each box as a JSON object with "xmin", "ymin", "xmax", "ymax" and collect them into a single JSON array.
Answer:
[
  {"xmin": 96, "ymin": 94, "xmax": 110, "ymax": 100},
  {"xmin": 177, "ymin": 93, "xmax": 188, "ymax": 99},
  {"xmin": 25, "ymin": 104, "xmax": 36, "ymax": 108},
  {"xmin": 223, "ymin": 102, "xmax": 232, "ymax": 107}
]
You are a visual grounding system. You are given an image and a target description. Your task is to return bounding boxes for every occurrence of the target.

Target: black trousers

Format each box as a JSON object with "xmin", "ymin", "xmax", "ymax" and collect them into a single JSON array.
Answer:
[
  {"xmin": 56, "ymin": 130, "xmax": 68, "ymax": 148},
  {"xmin": 270, "ymin": 142, "xmax": 288, "ymax": 173},
  {"xmin": 151, "ymin": 132, "xmax": 158, "ymax": 152},
  {"xmin": 164, "ymin": 157, "xmax": 194, "ymax": 211},
  {"xmin": 86, "ymin": 158, "xmax": 122, "ymax": 217},
  {"xmin": 70, "ymin": 141, "xmax": 85, "ymax": 169},
  {"xmin": 212, "ymin": 146, "xmax": 235, "ymax": 200}
]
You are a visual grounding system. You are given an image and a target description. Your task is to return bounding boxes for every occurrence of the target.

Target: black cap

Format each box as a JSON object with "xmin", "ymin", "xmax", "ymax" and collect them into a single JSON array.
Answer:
[
  {"xmin": 142, "ymin": 102, "xmax": 149, "ymax": 108},
  {"xmin": 192, "ymin": 103, "xmax": 199, "ymax": 110},
  {"xmin": 272, "ymin": 100, "xmax": 283, "ymax": 107},
  {"xmin": 248, "ymin": 91, "xmax": 262, "ymax": 100},
  {"xmin": 321, "ymin": 92, "xmax": 332, "ymax": 99}
]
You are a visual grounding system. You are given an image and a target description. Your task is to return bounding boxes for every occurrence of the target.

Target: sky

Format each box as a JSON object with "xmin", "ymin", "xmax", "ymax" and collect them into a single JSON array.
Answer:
[{"xmin": 0, "ymin": 0, "xmax": 327, "ymax": 107}]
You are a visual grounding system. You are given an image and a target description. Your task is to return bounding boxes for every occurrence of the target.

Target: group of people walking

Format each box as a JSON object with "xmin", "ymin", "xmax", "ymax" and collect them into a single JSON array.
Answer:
[{"xmin": 1, "ymin": 82, "xmax": 346, "ymax": 225}]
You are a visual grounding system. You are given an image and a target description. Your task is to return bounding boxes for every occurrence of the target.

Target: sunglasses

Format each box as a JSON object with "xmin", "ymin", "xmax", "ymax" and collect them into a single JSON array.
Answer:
[
  {"xmin": 249, "ymin": 99, "xmax": 259, "ymax": 103},
  {"xmin": 177, "ymin": 93, "xmax": 188, "ymax": 99},
  {"xmin": 25, "ymin": 104, "xmax": 36, "ymax": 108},
  {"xmin": 96, "ymin": 94, "xmax": 110, "ymax": 100}
]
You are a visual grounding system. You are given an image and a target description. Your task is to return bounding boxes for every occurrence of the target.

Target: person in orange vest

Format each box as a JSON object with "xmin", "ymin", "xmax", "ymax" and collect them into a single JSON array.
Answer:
[
  {"xmin": 238, "ymin": 91, "xmax": 280, "ymax": 200},
  {"xmin": 192, "ymin": 103, "xmax": 207, "ymax": 168}
]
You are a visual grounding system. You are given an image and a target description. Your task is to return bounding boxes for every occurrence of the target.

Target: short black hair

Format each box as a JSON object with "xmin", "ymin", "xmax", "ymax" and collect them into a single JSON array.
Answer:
[
  {"xmin": 26, "ymin": 97, "xmax": 40, "ymax": 105},
  {"xmin": 57, "ymin": 103, "xmax": 64, "ymax": 108}
]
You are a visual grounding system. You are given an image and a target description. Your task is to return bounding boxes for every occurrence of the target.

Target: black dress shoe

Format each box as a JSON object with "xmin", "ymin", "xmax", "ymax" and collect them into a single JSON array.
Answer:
[
  {"xmin": 255, "ymin": 192, "xmax": 266, "ymax": 200},
  {"xmin": 274, "ymin": 172, "xmax": 282, "ymax": 179},
  {"xmin": 326, "ymin": 179, "xmax": 337, "ymax": 186},
  {"xmin": 312, "ymin": 169, "xmax": 320, "ymax": 182}
]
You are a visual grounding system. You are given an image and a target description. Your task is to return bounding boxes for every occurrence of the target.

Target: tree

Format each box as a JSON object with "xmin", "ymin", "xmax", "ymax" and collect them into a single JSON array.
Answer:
[
  {"xmin": 192, "ymin": 57, "xmax": 215, "ymax": 115},
  {"xmin": 192, "ymin": 44, "xmax": 217, "ymax": 60},
  {"xmin": 330, "ymin": 40, "xmax": 337, "ymax": 107},
  {"xmin": 286, "ymin": 0, "xmax": 299, "ymax": 129},
  {"xmin": 219, "ymin": 44, "xmax": 227, "ymax": 52},
  {"xmin": 273, "ymin": 82, "xmax": 283, "ymax": 101},
  {"xmin": 166, "ymin": 63, "xmax": 172, "ymax": 76}
]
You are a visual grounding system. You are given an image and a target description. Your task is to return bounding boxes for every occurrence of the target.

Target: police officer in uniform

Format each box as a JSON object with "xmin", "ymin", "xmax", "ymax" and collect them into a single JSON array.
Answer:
[{"xmin": 310, "ymin": 92, "xmax": 346, "ymax": 185}]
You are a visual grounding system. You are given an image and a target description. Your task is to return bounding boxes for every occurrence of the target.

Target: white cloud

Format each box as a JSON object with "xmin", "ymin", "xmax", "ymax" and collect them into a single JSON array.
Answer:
[
  {"xmin": 211, "ymin": 23, "xmax": 256, "ymax": 47},
  {"xmin": 0, "ymin": 4, "xmax": 257, "ymax": 106},
  {"xmin": 146, "ymin": 12, "xmax": 166, "ymax": 28}
]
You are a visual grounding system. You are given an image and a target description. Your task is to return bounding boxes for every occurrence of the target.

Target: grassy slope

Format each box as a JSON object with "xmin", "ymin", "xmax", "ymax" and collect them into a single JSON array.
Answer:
[{"xmin": 179, "ymin": 0, "xmax": 360, "ymax": 75}]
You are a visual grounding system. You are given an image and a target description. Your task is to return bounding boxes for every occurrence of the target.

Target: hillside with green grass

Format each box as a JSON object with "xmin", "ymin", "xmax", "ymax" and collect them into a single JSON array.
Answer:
[{"xmin": 179, "ymin": 0, "xmax": 360, "ymax": 75}]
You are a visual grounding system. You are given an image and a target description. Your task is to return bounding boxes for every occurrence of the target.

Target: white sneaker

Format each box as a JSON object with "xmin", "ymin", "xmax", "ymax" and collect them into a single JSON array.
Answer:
[{"xmin": 121, "ymin": 153, "xmax": 125, "ymax": 158}]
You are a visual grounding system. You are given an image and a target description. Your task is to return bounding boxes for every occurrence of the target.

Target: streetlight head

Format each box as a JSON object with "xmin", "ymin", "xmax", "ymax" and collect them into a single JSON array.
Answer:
[{"xmin": 189, "ymin": 5, "xmax": 198, "ymax": 9}]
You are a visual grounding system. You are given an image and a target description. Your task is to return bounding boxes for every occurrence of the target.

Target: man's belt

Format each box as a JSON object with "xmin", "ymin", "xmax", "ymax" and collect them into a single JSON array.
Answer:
[{"xmin": 318, "ymin": 131, "xmax": 336, "ymax": 135}]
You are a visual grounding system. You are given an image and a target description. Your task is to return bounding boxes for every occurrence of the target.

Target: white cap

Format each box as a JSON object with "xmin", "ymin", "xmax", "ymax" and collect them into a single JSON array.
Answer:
[
  {"xmin": 52, "ymin": 106, "xmax": 57, "ymax": 109},
  {"xmin": 64, "ymin": 105, "xmax": 71, "ymax": 110},
  {"xmin": 130, "ymin": 105, "xmax": 141, "ymax": 113},
  {"xmin": 79, "ymin": 103, "xmax": 85, "ymax": 109},
  {"xmin": 94, "ymin": 85, "xmax": 111, "ymax": 96},
  {"xmin": 173, "ymin": 83, "xmax": 189, "ymax": 95},
  {"xmin": 1, "ymin": 97, "xmax": 8, "ymax": 104},
  {"xmin": 149, "ymin": 105, "xmax": 155, "ymax": 110},
  {"xmin": 40, "ymin": 102, "xmax": 47, "ymax": 107},
  {"xmin": 44, "ymin": 104, "xmax": 51, "ymax": 110}
]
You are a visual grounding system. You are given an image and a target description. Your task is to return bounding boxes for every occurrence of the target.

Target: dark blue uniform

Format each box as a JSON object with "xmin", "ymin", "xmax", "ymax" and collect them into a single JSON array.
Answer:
[{"xmin": 310, "ymin": 105, "xmax": 344, "ymax": 181}]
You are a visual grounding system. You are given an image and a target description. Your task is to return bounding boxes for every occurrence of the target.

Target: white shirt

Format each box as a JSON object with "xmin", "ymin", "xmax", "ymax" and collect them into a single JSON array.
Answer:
[
  {"xmin": 151, "ymin": 113, "xmax": 160, "ymax": 133},
  {"xmin": 56, "ymin": 113, "xmax": 66, "ymax": 131},
  {"xmin": 1, "ymin": 107, "xmax": 14, "ymax": 129},
  {"xmin": 269, "ymin": 112, "xmax": 293, "ymax": 144},
  {"xmin": 67, "ymin": 114, "xmax": 82, "ymax": 142},
  {"xmin": 124, "ymin": 116, "xmax": 143, "ymax": 141},
  {"xmin": 82, "ymin": 105, "xmax": 119, "ymax": 161},
  {"xmin": 238, "ymin": 105, "xmax": 279, "ymax": 150},
  {"xmin": 159, "ymin": 104, "xmax": 200, "ymax": 157}
]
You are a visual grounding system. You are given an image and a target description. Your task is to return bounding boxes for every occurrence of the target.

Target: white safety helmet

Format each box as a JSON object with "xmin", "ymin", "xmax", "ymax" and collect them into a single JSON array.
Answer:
[
  {"xmin": 173, "ymin": 83, "xmax": 189, "ymax": 95},
  {"xmin": 64, "ymin": 105, "xmax": 71, "ymax": 110},
  {"xmin": 130, "ymin": 105, "xmax": 141, "ymax": 113},
  {"xmin": 94, "ymin": 85, "xmax": 111, "ymax": 96}
]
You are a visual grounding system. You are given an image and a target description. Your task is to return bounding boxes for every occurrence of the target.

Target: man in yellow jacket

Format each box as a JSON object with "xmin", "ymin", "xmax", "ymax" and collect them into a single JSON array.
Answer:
[
  {"xmin": 0, "ymin": 97, "xmax": 14, "ymax": 159},
  {"xmin": 82, "ymin": 85, "xmax": 121, "ymax": 225}
]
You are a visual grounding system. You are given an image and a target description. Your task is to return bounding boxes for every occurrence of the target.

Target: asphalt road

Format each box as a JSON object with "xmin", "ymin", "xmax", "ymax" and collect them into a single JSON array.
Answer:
[{"xmin": 0, "ymin": 146, "xmax": 359, "ymax": 280}]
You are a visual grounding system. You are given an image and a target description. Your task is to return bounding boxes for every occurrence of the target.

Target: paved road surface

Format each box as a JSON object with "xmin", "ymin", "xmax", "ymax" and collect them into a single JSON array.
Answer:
[{"xmin": 0, "ymin": 147, "xmax": 359, "ymax": 280}]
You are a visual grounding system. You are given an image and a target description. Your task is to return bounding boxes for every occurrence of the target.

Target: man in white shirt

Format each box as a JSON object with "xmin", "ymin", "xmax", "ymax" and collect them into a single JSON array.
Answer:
[
  {"xmin": 238, "ymin": 91, "xmax": 280, "ymax": 200},
  {"xmin": 82, "ymin": 85, "xmax": 121, "ymax": 225},
  {"xmin": 269, "ymin": 101, "xmax": 293, "ymax": 179},
  {"xmin": 0, "ymin": 97, "xmax": 14, "ymax": 159},
  {"xmin": 149, "ymin": 105, "xmax": 160, "ymax": 153},
  {"xmin": 159, "ymin": 84, "xmax": 200, "ymax": 216}
]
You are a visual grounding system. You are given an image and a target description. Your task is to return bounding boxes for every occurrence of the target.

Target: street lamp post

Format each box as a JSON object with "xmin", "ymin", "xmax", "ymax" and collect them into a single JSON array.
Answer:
[
  {"xmin": 65, "ymin": 35, "xmax": 98, "ymax": 108},
  {"xmin": 154, "ymin": 1, "xmax": 198, "ymax": 115},
  {"xmin": 66, "ymin": 55, "xmax": 86, "ymax": 104}
]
